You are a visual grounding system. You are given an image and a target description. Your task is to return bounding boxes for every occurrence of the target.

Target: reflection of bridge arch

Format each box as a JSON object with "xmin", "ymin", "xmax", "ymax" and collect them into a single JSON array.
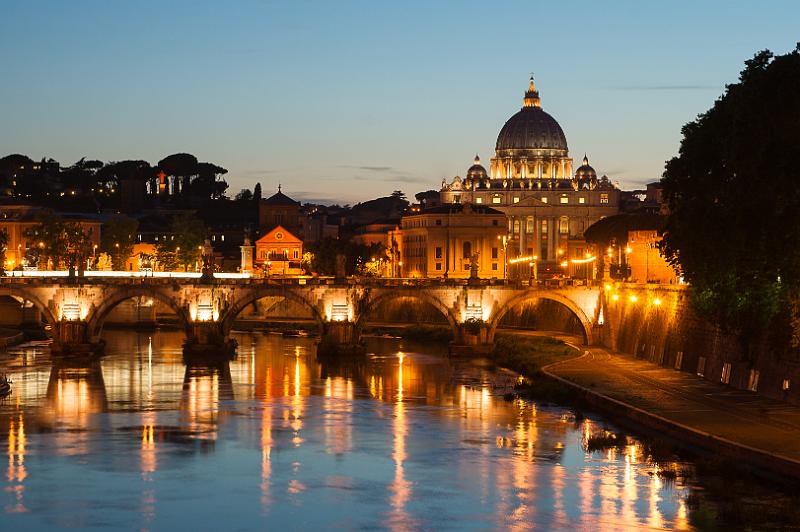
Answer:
[
  {"xmin": 357, "ymin": 289, "xmax": 460, "ymax": 339},
  {"xmin": 220, "ymin": 287, "xmax": 325, "ymax": 337},
  {"xmin": 488, "ymin": 291, "xmax": 593, "ymax": 345},
  {"xmin": 0, "ymin": 286, "xmax": 59, "ymax": 335},
  {"xmin": 87, "ymin": 286, "xmax": 191, "ymax": 339}
]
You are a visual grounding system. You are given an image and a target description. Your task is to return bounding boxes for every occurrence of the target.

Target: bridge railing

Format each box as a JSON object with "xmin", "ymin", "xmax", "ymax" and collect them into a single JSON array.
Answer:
[{"xmin": 0, "ymin": 273, "xmax": 604, "ymax": 289}]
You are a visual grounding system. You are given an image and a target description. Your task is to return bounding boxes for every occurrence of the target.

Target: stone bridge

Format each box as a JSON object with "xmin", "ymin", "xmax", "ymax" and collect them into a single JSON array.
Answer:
[{"xmin": 0, "ymin": 276, "xmax": 603, "ymax": 357}]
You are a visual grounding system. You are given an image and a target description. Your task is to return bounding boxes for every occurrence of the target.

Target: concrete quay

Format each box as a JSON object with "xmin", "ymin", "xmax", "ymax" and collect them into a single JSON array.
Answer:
[{"xmin": 543, "ymin": 344, "xmax": 800, "ymax": 479}]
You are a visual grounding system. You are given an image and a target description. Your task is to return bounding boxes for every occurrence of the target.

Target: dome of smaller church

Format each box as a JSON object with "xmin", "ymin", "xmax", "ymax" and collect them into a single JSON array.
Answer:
[
  {"xmin": 466, "ymin": 155, "xmax": 488, "ymax": 180},
  {"xmin": 575, "ymin": 154, "xmax": 596, "ymax": 179}
]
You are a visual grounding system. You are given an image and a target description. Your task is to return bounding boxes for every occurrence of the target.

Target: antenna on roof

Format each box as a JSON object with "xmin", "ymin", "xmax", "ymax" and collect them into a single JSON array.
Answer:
[{"xmin": 278, "ymin": 183, "xmax": 282, "ymax": 192}]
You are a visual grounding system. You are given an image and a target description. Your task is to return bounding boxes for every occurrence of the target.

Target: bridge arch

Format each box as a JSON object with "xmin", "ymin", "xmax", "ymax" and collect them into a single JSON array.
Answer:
[
  {"xmin": 355, "ymin": 289, "xmax": 461, "ymax": 339},
  {"xmin": 220, "ymin": 287, "xmax": 326, "ymax": 337},
  {"xmin": 87, "ymin": 286, "xmax": 191, "ymax": 339},
  {"xmin": 0, "ymin": 286, "xmax": 60, "ymax": 335},
  {"xmin": 488, "ymin": 291, "xmax": 593, "ymax": 345}
]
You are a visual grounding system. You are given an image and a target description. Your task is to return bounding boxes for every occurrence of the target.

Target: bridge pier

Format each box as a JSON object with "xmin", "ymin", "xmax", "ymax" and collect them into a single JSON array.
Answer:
[
  {"xmin": 450, "ymin": 322, "xmax": 493, "ymax": 355},
  {"xmin": 183, "ymin": 322, "xmax": 237, "ymax": 362},
  {"xmin": 51, "ymin": 321, "xmax": 104, "ymax": 357},
  {"xmin": 318, "ymin": 321, "xmax": 365, "ymax": 357}
]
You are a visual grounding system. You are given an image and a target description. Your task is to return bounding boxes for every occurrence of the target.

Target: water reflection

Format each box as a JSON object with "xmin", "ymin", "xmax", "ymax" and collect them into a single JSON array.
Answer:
[{"xmin": 0, "ymin": 330, "xmax": 703, "ymax": 530}]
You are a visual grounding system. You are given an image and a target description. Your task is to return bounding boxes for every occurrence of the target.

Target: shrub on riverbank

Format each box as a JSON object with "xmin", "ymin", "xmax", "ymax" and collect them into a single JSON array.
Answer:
[
  {"xmin": 491, "ymin": 334, "xmax": 579, "ymax": 376},
  {"xmin": 491, "ymin": 334, "xmax": 581, "ymax": 403},
  {"xmin": 364, "ymin": 324, "xmax": 453, "ymax": 343}
]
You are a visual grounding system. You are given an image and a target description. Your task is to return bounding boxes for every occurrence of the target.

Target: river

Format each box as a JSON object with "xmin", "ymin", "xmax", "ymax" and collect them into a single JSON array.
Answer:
[{"xmin": 0, "ymin": 329, "xmax": 731, "ymax": 530}]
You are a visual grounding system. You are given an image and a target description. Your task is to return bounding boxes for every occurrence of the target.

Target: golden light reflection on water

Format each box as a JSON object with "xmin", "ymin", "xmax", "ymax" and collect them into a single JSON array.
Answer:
[
  {"xmin": 0, "ymin": 331, "xmax": 703, "ymax": 529},
  {"xmin": 5, "ymin": 414, "xmax": 27, "ymax": 513},
  {"xmin": 388, "ymin": 352, "xmax": 412, "ymax": 531}
]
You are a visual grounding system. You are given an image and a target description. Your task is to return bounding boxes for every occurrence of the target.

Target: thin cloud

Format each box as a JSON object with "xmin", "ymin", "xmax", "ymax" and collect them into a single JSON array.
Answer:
[
  {"xmin": 352, "ymin": 174, "xmax": 430, "ymax": 184},
  {"xmin": 611, "ymin": 84, "xmax": 720, "ymax": 91},
  {"xmin": 337, "ymin": 165, "xmax": 394, "ymax": 172}
]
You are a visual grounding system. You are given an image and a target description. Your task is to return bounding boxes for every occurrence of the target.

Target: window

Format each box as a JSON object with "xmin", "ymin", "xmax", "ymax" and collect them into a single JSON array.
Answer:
[
  {"xmin": 491, "ymin": 247, "xmax": 498, "ymax": 259},
  {"xmin": 697, "ymin": 356, "xmax": 706, "ymax": 377},
  {"xmin": 747, "ymin": 369, "xmax": 760, "ymax": 392},
  {"xmin": 540, "ymin": 197, "xmax": 548, "ymax": 204},
  {"xmin": 462, "ymin": 241, "xmax": 471, "ymax": 258},
  {"xmin": 492, "ymin": 195, "xmax": 501, "ymax": 204},
  {"xmin": 492, "ymin": 219, "xmax": 498, "ymax": 226},
  {"xmin": 560, "ymin": 217, "xmax": 569, "ymax": 234},
  {"xmin": 513, "ymin": 197, "xmax": 520, "ymax": 204},
  {"xmin": 560, "ymin": 196, "xmax": 568, "ymax": 204},
  {"xmin": 454, "ymin": 195, "xmax": 461, "ymax": 203},
  {"xmin": 435, "ymin": 219, "xmax": 442, "ymax": 226},
  {"xmin": 674, "ymin": 351, "xmax": 683, "ymax": 370},
  {"xmin": 721, "ymin": 362, "xmax": 732, "ymax": 384},
  {"xmin": 435, "ymin": 263, "xmax": 442, "ymax": 270},
  {"xmin": 513, "ymin": 219, "xmax": 520, "ymax": 235},
  {"xmin": 782, "ymin": 378, "xmax": 791, "ymax": 391},
  {"xmin": 476, "ymin": 197, "xmax": 482, "ymax": 204},
  {"xmin": 579, "ymin": 197, "xmax": 586, "ymax": 204},
  {"xmin": 221, "ymin": 235, "xmax": 225, "ymax": 242},
  {"xmin": 435, "ymin": 246, "xmax": 442, "ymax": 259},
  {"xmin": 492, "ymin": 263, "xmax": 497, "ymax": 271},
  {"xmin": 600, "ymin": 193, "xmax": 609, "ymax": 204},
  {"xmin": 526, "ymin": 216, "xmax": 534, "ymax": 234},
  {"xmin": 293, "ymin": 250, "xmax": 299, "ymax": 259}
]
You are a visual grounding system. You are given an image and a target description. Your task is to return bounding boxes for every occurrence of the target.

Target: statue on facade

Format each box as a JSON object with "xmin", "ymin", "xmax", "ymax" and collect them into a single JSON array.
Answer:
[{"xmin": 469, "ymin": 251, "xmax": 480, "ymax": 279}]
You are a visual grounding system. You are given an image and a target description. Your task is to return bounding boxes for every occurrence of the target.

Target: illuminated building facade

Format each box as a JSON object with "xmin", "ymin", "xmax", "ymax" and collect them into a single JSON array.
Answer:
[
  {"xmin": 440, "ymin": 78, "xmax": 620, "ymax": 275},
  {"xmin": 254, "ymin": 225, "xmax": 303, "ymax": 275},
  {"xmin": 397, "ymin": 203, "xmax": 506, "ymax": 278}
]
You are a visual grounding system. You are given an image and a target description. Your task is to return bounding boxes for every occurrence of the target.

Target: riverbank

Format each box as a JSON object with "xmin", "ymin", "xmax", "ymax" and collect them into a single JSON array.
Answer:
[{"xmin": 542, "ymin": 346, "xmax": 800, "ymax": 481}]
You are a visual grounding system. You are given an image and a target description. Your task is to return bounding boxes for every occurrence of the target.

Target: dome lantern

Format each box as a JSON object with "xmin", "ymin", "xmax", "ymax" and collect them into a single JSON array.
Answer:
[{"xmin": 523, "ymin": 76, "xmax": 541, "ymax": 108}]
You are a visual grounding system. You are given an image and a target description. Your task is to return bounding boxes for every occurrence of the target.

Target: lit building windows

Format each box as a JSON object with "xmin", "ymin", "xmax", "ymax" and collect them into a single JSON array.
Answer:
[
  {"xmin": 560, "ymin": 195, "xmax": 568, "ymax": 204},
  {"xmin": 540, "ymin": 197, "xmax": 548, "ymax": 203},
  {"xmin": 526, "ymin": 216, "xmax": 534, "ymax": 234},
  {"xmin": 513, "ymin": 197, "xmax": 520, "ymax": 204},
  {"xmin": 721, "ymin": 362, "xmax": 732, "ymax": 384},
  {"xmin": 579, "ymin": 197, "xmax": 586, "ymax": 204},
  {"xmin": 600, "ymin": 193, "xmax": 609, "ymax": 204},
  {"xmin": 475, "ymin": 197, "xmax": 482, "ymax": 204},
  {"xmin": 492, "ymin": 195, "xmax": 501, "ymax": 204}
]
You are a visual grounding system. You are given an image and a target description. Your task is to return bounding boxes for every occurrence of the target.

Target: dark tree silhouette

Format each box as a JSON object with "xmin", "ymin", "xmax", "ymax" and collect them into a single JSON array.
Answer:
[{"xmin": 661, "ymin": 45, "xmax": 800, "ymax": 346}]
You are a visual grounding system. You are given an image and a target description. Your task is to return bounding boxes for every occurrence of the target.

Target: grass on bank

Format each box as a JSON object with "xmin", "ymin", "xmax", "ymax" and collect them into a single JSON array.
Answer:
[
  {"xmin": 364, "ymin": 324, "xmax": 453, "ymax": 343},
  {"xmin": 490, "ymin": 334, "xmax": 582, "ymax": 404}
]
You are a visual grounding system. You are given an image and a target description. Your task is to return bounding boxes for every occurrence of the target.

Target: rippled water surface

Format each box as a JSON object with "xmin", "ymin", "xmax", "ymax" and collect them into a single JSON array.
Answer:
[{"xmin": 0, "ymin": 330, "xmax": 697, "ymax": 530}]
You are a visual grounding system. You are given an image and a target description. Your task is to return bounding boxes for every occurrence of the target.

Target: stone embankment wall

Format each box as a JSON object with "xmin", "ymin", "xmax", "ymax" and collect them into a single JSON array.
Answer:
[{"xmin": 601, "ymin": 284, "xmax": 800, "ymax": 404}]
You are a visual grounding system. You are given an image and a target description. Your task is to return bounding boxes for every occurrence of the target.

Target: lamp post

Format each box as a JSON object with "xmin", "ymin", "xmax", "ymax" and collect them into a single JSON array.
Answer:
[{"xmin": 497, "ymin": 235, "xmax": 508, "ymax": 281}]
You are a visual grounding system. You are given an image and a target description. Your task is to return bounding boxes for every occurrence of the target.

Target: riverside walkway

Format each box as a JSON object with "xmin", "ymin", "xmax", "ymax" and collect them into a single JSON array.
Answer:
[{"xmin": 543, "ymin": 343, "xmax": 800, "ymax": 477}]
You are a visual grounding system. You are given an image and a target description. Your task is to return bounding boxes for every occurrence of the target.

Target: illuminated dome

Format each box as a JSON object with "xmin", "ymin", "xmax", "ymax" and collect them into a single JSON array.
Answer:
[
  {"xmin": 466, "ymin": 155, "xmax": 488, "ymax": 180},
  {"xmin": 495, "ymin": 77, "xmax": 568, "ymax": 155},
  {"xmin": 575, "ymin": 154, "xmax": 596, "ymax": 179}
]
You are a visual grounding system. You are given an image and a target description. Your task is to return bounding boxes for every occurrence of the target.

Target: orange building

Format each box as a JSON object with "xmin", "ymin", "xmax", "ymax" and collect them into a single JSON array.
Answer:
[
  {"xmin": 626, "ymin": 230, "xmax": 680, "ymax": 284},
  {"xmin": 254, "ymin": 226, "xmax": 303, "ymax": 276}
]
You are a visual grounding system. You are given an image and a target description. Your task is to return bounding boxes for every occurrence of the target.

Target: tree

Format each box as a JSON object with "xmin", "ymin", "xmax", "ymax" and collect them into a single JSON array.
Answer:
[
  {"xmin": 235, "ymin": 188, "xmax": 253, "ymax": 201},
  {"xmin": 24, "ymin": 214, "xmax": 93, "ymax": 270},
  {"xmin": 101, "ymin": 215, "xmax": 139, "ymax": 270},
  {"xmin": 253, "ymin": 182, "xmax": 262, "ymax": 201},
  {"xmin": 307, "ymin": 237, "xmax": 385, "ymax": 276},
  {"xmin": 661, "ymin": 45, "xmax": 800, "ymax": 348},
  {"xmin": 156, "ymin": 213, "xmax": 206, "ymax": 271}
]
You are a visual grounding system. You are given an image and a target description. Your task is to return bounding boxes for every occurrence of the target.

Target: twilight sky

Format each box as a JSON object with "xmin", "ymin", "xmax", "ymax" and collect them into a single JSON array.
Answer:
[{"xmin": 2, "ymin": 1, "xmax": 798, "ymax": 204}]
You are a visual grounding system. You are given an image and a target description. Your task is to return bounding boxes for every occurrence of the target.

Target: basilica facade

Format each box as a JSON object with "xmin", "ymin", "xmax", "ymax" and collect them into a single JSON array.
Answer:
[{"xmin": 440, "ymin": 78, "xmax": 619, "ymax": 275}]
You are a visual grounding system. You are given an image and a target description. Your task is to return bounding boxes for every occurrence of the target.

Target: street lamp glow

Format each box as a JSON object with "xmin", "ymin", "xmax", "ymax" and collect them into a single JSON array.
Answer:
[
  {"xmin": 629, "ymin": 295, "xmax": 638, "ymax": 303},
  {"xmin": 653, "ymin": 298, "xmax": 662, "ymax": 306}
]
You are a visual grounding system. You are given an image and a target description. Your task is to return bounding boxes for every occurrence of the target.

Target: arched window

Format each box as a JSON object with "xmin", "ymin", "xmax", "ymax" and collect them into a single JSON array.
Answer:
[{"xmin": 462, "ymin": 241, "xmax": 472, "ymax": 258}]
